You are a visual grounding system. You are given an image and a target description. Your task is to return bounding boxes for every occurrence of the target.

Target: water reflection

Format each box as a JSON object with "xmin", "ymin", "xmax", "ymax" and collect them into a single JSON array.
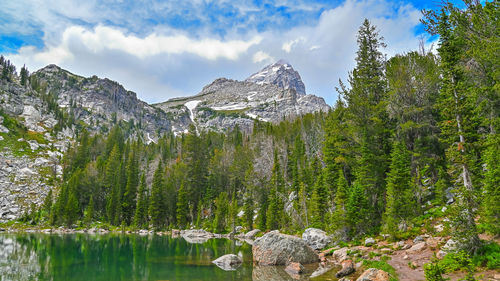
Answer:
[{"xmin": 0, "ymin": 233, "xmax": 253, "ymax": 281}]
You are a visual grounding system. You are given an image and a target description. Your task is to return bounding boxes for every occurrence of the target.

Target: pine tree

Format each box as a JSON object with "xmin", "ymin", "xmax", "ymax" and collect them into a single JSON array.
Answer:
[
  {"xmin": 266, "ymin": 185, "xmax": 280, "ymax": 230},
  {"xmin": 346, "ymin": 181, "xmax": 368, "ymax": 236},
  {"xmin": 310, "ymin": 171, "xmax": 328, "ymax": 229},
  {"xmin": 339, "ymin": 19, "xmax": 391, "ymax": 233},
  {"xmin": 105, "ymin": 145, "xmax": 121, "ymax": 224},
  {"xmin": 65, "ymin": 188, "xmax": 80, "ymax": 227},
  {"xmin": 481, "ymin": 134, "xmax": 499, "ymax": 235},
  {"xmin": 383, "ymin": 141, "xmax": 416, "ymax": 236},
  {"xmin": 149, "ymin": 162, "xmax": 166, "ymax": 230},
  {"xmin": 122, "ymin": 149, "xmax": 139, "ymax": 225},
  {"xmin": 20, "ymin": 65, "xmax": 28, "ymax": 86},
  {"xmin": 176, "ymin": 182, "xmax": 188, "ymax": 228},
  {"xmin": 242, "ymin": 166, "xmax": 255, "ymax": 230},
  {"xmin": 331, "ymin": 169, "xmax": 348, "ymax": 233},
  {"xmin": 256, "ymin": 186, "xmax": 268, "ymax": 230},
  {"xmin": 134, "ymin": 174, "xmax": 148, "ymax": 229},
  {"xmin": 298, "ymin": 181, "xmax": 309, "ymax": 227},
  {"xmin": 229, "ymin": 193, "xmax": 238, "ymax": 233},
  {"xmin": 84, "ymin": 196, "xmax": 94, "ymax": 226},
  {"xmin": 213, "ymin": 192, "xmax": 229, "ymax": 233},
  {"xmin": 243, "ymin": 192, "xmax": 253, "ymax": 230},
  {"xmin": 424, "ymin": 9, "xmax": 481, "ymax": 254},
  {"xmin": 42, "ymin": 189, "xmax": 53, "ymax": 218}
]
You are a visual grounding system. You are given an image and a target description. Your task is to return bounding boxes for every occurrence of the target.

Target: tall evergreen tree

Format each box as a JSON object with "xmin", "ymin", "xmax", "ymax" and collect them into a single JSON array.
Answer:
[
  {"xmin": 149, "ymin": 162, "xmax": 166, "ymax": 230},
  {"xmin": 423, "ymin": 8, "xmax": 481, "ymax": 254},
  {"xmin": 134, "ymin": 174, "xmax": 149, "ymax": 229},
  {"xmin": 176, "ymin": 182, "xmax": 188, "ymax": 228},
  {"xmin": 331, "ymin": 169, "xmax": 348, "ymax": 234},
  {"xmin": 213, "ymin": 192, "xmax": 229, "ymax": 233},
  {"xmin": 481, "ymin": 134, "xmax": 499, "ymax": 235},
  {"xmin": 310, "ymin": 171, "xmax": 328, "ymax": 229},
  {"xmin": 122, "ymin": 149, "xmax": 139, "ymax": 225},
  {"xmin": 383, "ymin": 141, "xmax": 417, "ymax": 236},
  {"xmin": 339, "ymin": 19, "xmax": 391, "ymax": 233}
]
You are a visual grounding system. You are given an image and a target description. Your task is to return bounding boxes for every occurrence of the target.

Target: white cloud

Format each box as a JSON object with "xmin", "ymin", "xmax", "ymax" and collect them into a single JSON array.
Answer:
[
  {"xmin": 252, "ymin": 51, "xmax": 274, "ymax": 63},
  {"xmin": 6, "ymin": 0, "xmax": 429, "ymax": 105},
  {"xmin": 282, "ymin": 37, "xmax": 305, "ymax": 53},
  {"xmin": 14, "ymin": 25, "xmax": 261, "ymax": 64}
]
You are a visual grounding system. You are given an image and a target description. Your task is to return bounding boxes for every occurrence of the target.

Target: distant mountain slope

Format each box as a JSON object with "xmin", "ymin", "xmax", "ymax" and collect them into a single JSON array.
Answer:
[
  {"xmin": 245, "ymin": 59, "xmax": 306, "ymax": 95},
  {"xmin": 32, "ymin": 65, "xmax": 172, "ymax": 140},
  {"xmin": 155, "ymin": 60, "xmax": 329, "ymax": 134}
]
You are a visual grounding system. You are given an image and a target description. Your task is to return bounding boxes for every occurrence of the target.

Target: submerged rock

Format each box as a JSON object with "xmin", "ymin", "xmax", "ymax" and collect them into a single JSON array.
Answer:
[
  {"xmin": 302, "ymin": 228, "xmax": 331, "ymax": 250},
  {"xmin": 212, "ymin": 254, "xmax": 242, "ymax": 271},
  {"xmin": 285, "ymin": 262, "xmax": 304, "ymax": 275},
  {"xmin": 252, "ymin": 231, "xmax": 318, "ymax": 265}
]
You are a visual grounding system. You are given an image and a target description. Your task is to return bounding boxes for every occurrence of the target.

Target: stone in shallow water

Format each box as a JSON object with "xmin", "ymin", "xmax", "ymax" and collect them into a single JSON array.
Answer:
[{"xmin": 212, "ymin": 254, "xmax": 242, "ymax": 271}]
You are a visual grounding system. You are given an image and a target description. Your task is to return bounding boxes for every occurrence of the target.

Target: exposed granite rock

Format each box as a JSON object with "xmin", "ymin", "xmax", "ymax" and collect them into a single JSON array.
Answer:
[
  {"xmin": 336, "ymin": 259, "xmax": 355, "ymax": 278},
  {"xmin": 252, "ymin": 231, "xmax": 319, "ymax": 265},
  {"xmin": 302, "ymin": 228, "xmax": 331, "ymax": 250},
  {"xmin": 212, "ymin": 254, "xmax": 242, "ymax": 271},
  {"xmin": 356, "ymin": 268, "xmax": 390, "ymax": 281},
  {"xmin": 246, "ymin": 59, "xmax": 306, "ymax": 95},
  {"xmin": 155, "ymin": 60, "xmax": 329, "ymax": 133}
]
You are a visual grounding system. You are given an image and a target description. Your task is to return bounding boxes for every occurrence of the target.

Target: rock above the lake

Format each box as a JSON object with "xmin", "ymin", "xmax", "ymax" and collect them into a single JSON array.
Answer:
[
  {"xmin": 245, "ymin": 229, "xmax": 261, "ymax": 239},
  {"xmin": 302, "ymin": 228, "xmax": 331, "ymax": 250},
  {"xmin": 332, "ymin": 247, "xmax": 350, "ymax": 262},
  {"xmin": 285, "ymin": 262, "xmax": 304, "ymax": 276},
  {"xmin": 356, "ymin": 268, "xmax": 390, "ymax": 281},
  {"xmin": 407, "ymin": 242, "xmax": 426, "ymax": 253},
  {"xmin": 253, "ymin": 231, "xmax": 319, "ymax": 265},
  {"xmin": 212, "ymin": 254, "xmax": 242, "ymax": 271},
  {"xmin": 364, "ymin": 237, "xmax": 376, "ymax": 246},
  {"xmin": 181, "ymin": 229, "xmax": 214, "ymax": 243},
  {"xmin": 336, "ymin": 259, "xmax": 355, "ymax": 278}
]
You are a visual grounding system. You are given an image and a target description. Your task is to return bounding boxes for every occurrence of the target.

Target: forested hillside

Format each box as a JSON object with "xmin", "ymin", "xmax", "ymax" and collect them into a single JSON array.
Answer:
[{"xmin": 5, "ymin": 0, "xmax": 498, "ymax": 265}]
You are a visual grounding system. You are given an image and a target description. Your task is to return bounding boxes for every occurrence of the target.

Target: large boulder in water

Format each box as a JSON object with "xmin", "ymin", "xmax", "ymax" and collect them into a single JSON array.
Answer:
[
  {"xmin": 302, "ymin": 228, "xmax": 331, "ymax": 250},
  {"xmin": 212, "ymin": 254, "xmax": 242, "ymax": 271},
  {"xmin": 252, "ymin": 231, "xmax": 319, "ymax": 265}
]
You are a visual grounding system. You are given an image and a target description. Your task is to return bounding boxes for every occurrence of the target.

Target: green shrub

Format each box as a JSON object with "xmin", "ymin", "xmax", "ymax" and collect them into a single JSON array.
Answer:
[
  {"xmin": 424, "ymin": 255, "xmax": 448, "ymax": 281},
  {"xmin": 472, "ymin": 242, "xmax": 500, "ymax": 269}
]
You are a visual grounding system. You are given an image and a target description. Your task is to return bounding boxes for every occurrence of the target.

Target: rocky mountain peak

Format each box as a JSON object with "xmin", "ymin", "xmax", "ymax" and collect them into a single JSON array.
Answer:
[{"xmin": 245, "ymin": 59, "xmax": 306, "ymax": 95}]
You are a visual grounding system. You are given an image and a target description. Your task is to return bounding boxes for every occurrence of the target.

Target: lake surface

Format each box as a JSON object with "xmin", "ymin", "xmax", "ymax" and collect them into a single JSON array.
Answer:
[{"xmin": 0, "ymin": 233, "xmax": 339, "ymax": 281}]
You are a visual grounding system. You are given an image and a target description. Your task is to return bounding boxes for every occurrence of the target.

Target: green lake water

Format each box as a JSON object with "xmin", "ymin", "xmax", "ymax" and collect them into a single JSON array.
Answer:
[{"xmin": 0, "ymin": 233, "xmax": 340, "ymax": 281}]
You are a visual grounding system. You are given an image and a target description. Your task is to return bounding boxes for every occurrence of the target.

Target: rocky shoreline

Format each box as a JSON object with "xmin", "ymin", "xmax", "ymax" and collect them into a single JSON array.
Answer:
[{"xmin": 1, "ymin": 226, "xmax": 498, "ymax": 281}]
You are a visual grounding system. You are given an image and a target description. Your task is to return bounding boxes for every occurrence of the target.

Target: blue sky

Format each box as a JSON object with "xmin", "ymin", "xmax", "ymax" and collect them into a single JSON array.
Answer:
[{"xmin": 1, "ymin": 0, "xmax": 451, "ymax": 104}]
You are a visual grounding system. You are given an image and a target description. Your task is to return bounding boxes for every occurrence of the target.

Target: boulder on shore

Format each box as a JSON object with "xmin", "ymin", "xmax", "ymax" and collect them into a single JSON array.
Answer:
[
  {"xmin": 252, "ymin": 231, "xmax": 319, "ymax": 265},
  {"xmin": 356, "ymin": 268, "xmax": 390, "ymax": 281},
  {"xmin": 336, "ymin": 259, "xmax": 355, "ymax": 278},
  {"xmin": 180, "ymin": 229, "xmax": 214, "ymax": 243},
  {"xmin": 302, "ymin": 228, "xmax": 332, "ymax": 250},
  {"xmin": 212, "ymin": 254, "xmax": 242, "ymax": 271},
  {"xmin": 245, "ymin": 229, "xmax": 261, "ymax": 239},
  {"xmin": 364, "ymin": 237, "xmax": 376, "ymax": 246}
]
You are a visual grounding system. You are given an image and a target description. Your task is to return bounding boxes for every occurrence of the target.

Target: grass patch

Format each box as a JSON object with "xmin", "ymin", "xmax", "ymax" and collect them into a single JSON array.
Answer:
[{"xmin": 362, "ymin": 259, "xmax": 398, "ymax": 281}]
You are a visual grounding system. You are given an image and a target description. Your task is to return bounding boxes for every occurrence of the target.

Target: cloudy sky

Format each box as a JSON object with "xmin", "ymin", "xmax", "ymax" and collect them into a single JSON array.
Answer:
[{"xmin": 1, "ymin": 0, "xmax": 449, "ymax": 105}]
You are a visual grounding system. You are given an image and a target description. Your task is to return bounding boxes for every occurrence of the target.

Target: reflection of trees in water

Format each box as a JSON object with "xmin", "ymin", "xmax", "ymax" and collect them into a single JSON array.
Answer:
[
  {"xmin": 0, "ymin": 234, "xmax": 254, "ymax": 280},
  {"xmin": 0, "ymin": 235, "xmax": 42, "ymax": 281}
]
